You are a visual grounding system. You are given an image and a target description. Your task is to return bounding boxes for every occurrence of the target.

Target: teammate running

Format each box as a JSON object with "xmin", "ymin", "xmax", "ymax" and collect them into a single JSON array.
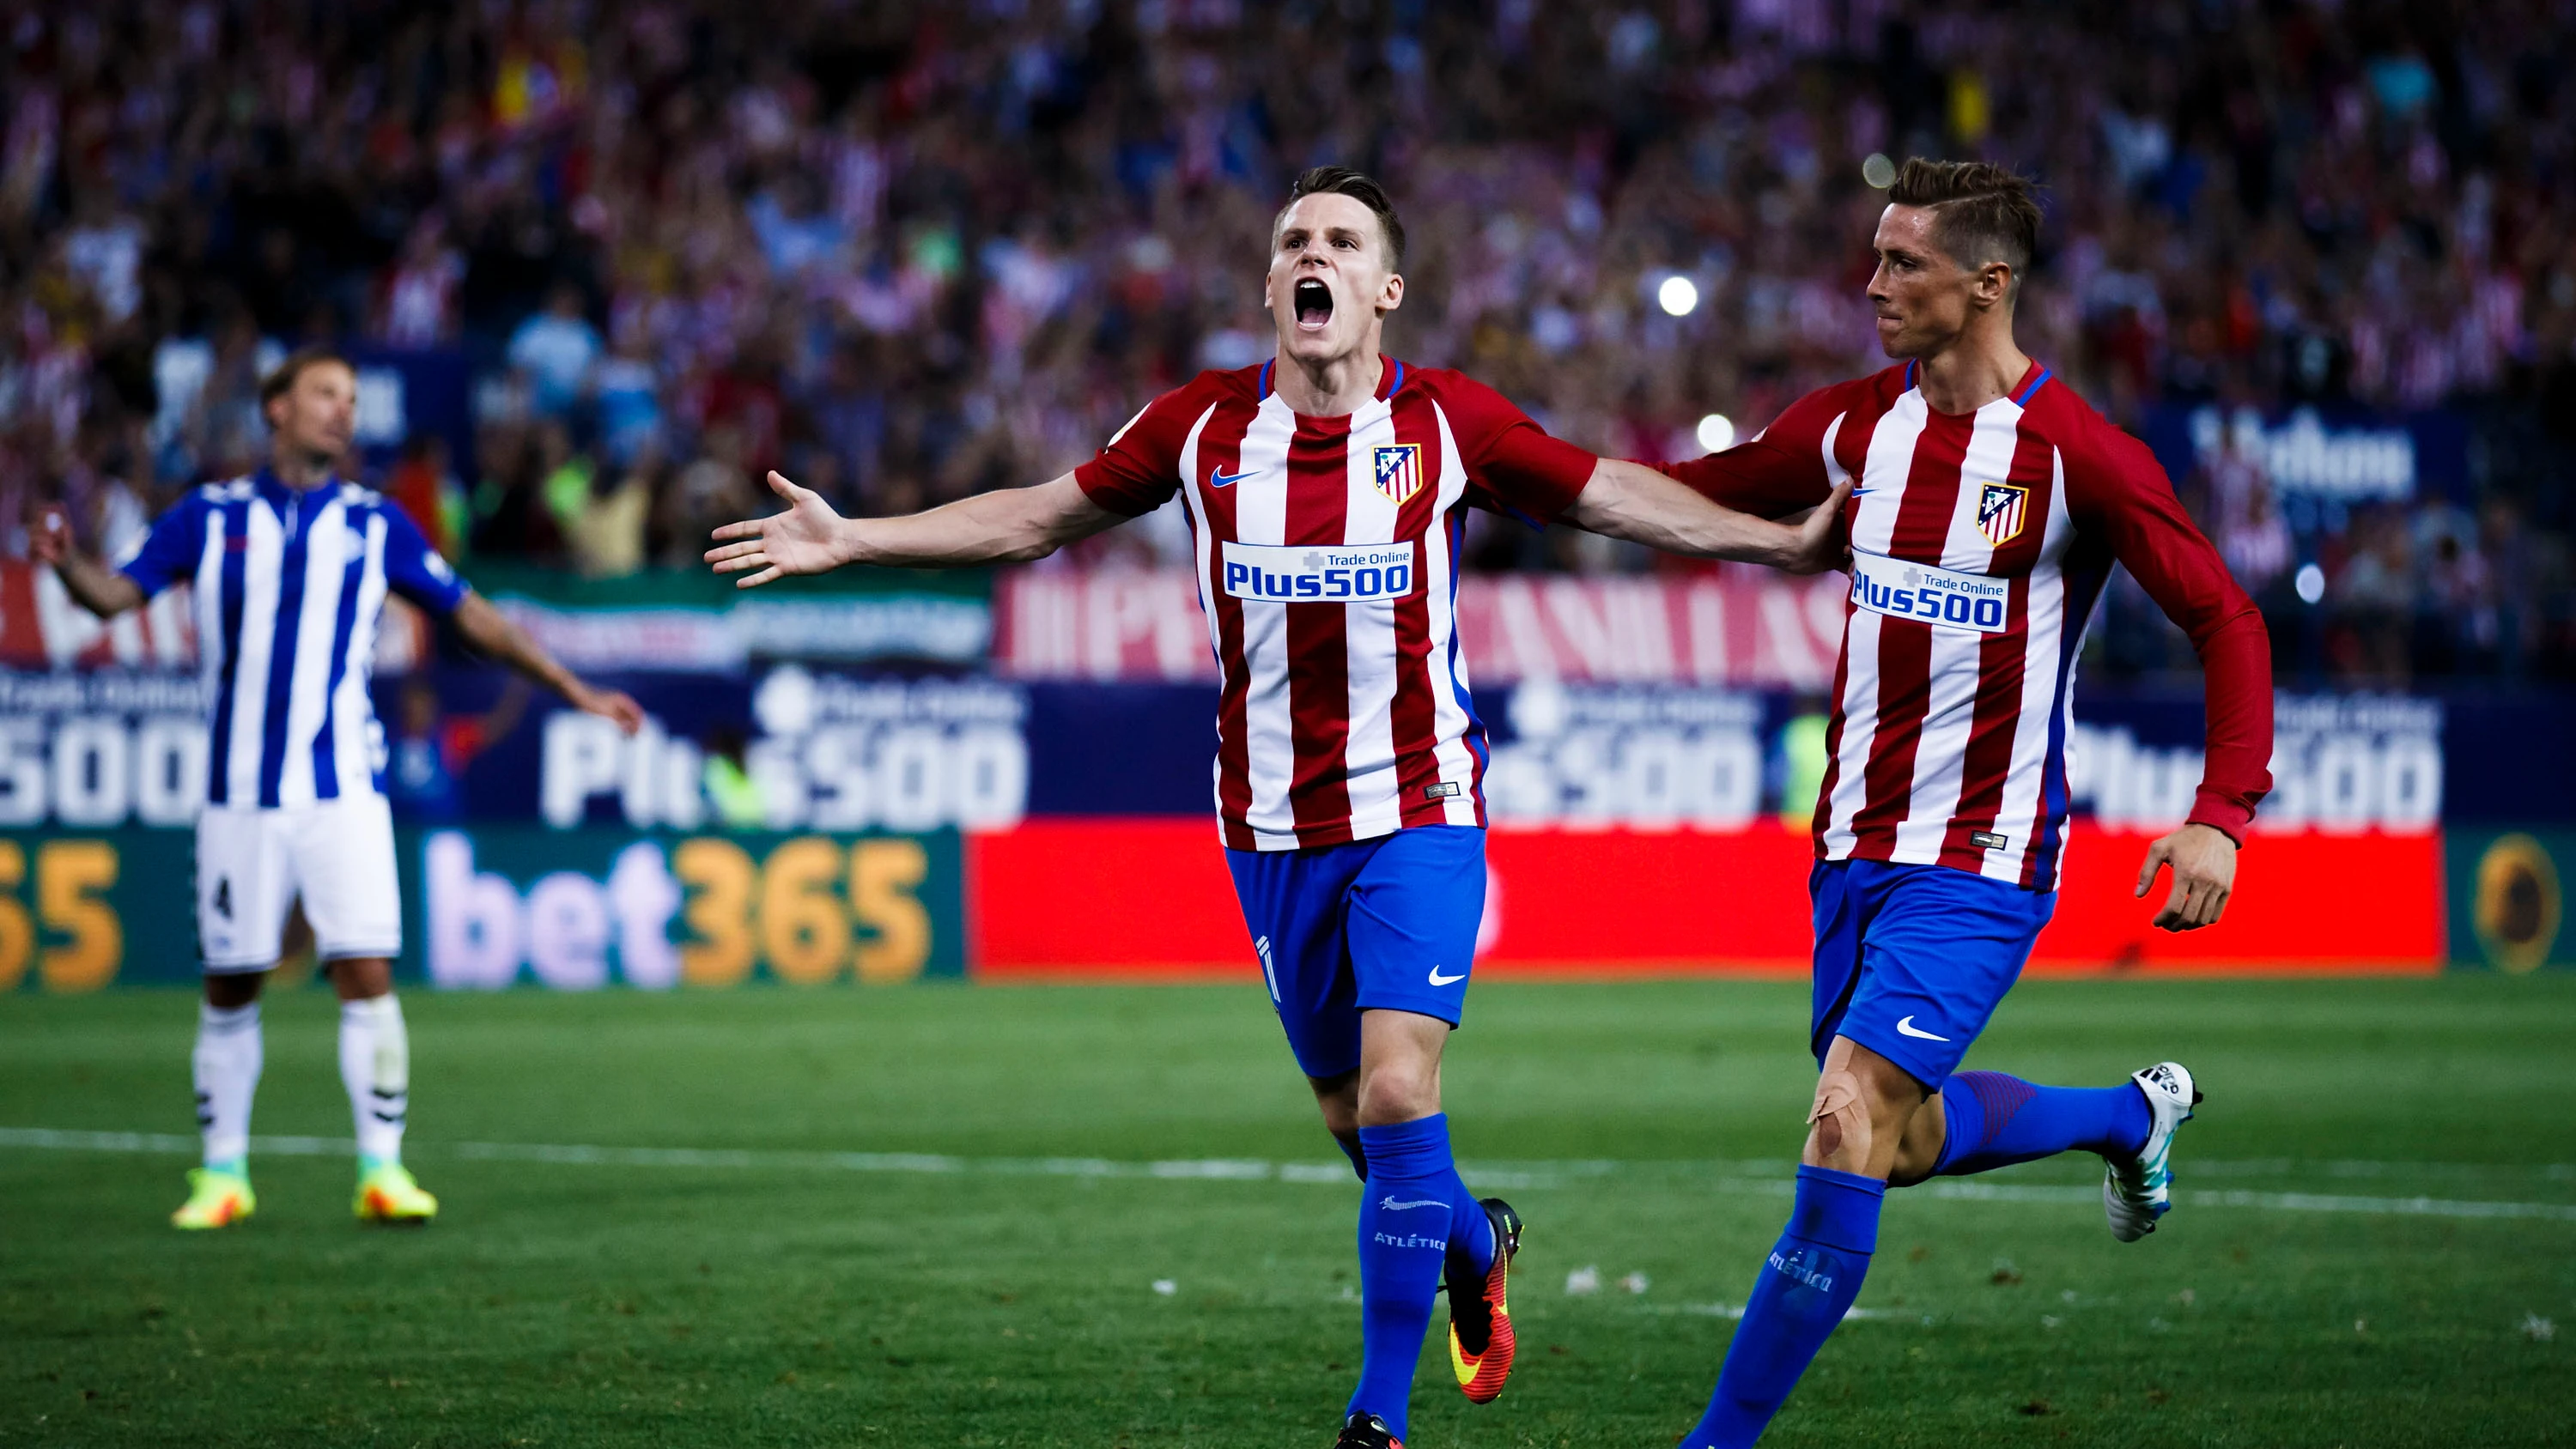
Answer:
[
  {"xmin": 35, "ymin": 349, "xmax": 642, "ymax": 1230},
  {"xmin": 707, "ymin": 167, "xmax": 1850, "ymax": 1449},
  {"xmin": 1655, "ymin": 159, "xmax": 2273, "ymax": 1446}
]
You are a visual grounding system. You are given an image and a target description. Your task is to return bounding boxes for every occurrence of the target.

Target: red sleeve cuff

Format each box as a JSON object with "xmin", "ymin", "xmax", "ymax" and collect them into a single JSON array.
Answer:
[{"xmin": 2185, "ymin": 790, "xmax": 2252, "ymax": 846}]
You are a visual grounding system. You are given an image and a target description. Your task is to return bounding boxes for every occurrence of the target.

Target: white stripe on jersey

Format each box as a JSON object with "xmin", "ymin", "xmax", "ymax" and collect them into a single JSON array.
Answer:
[
  {"xmin": 1171, "ymin": 403, "xmax": 1226, "ymax": 823},
  {"xmin": 1173, "ymin": 404, "xmax": 1224, "ymax": 664},
  {"xmin": 1984, "ymin": 452, "xmax": 2077, "ymax": 883},
  {"xmin": 1820, "ymin": 393, "xmax": 1929, "ymax": 856},
  {"xmin": 1230, "ymin": 398, "xmax": 1300, "ymax": 848},
  {"xmin": 1422, "ymin": 402, "xmax": 1479, "ymax": 827},
  {"xmin": 1819, "ymin": 413, "xmax": 1852, "ymax": 487},
  {"xmin": 1340, "ymin": 395, "xmax": 1405, "ymax": 840},
  {"xmin": 192, "ymin": 512, "xmax": 226, "ymax": 727},
  {"xmin": 333, "ymin": 511, "xmax": 392, "ymax": 797},
  {"xmin": 1890, "ymin": 397, "xmax": 2024, "ymax": 858},
  {"xmin": 226, "ymin": 500, "xmax": 286, "ymax": 807},
  {"xmin": 277, "ymin": 493, "xmax": 349, "ymax": 807}
]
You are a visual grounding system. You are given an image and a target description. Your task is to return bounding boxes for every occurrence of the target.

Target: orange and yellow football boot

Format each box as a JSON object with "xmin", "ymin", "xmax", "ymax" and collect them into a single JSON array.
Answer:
[
  {"xmin": 172, "ymin": 1167, "xmax": 256, "ymax": 1229},
  {"xmin": 1446, "ymin": 1197, "xmax": 1524, "ymax": 1403},
  {"xmin": 354, "ymin": 1161, "xmax": 438, "ymax": 1225}
]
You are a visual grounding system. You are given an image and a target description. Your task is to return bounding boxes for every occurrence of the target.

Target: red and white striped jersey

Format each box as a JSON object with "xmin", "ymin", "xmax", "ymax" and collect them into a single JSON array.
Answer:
[
  {"xmin": 1076, "ymin": 357, "xmax": 1596, "ymax": 851},
  {"xmin": 1669, "ymin": 361, "xmax": 2274, "ymax": 891}
]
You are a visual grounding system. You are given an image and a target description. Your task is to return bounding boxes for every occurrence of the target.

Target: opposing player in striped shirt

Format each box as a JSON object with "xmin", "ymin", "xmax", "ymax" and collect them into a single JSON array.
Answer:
[
  {"xmin": 36, "ymin": 349, "xmax": 642, "ymax": 1230},
  {"xmin": 1656, "ymin": 160, "xmax": 2274, "ymax": 1447},
  {"xmin": 708, "ymin": 167, "xmax": 1850, "ymax": 1449}
]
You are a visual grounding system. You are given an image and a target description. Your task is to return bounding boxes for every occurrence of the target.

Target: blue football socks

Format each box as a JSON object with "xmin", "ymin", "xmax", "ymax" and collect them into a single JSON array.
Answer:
[
  {"xmin": 1348, "ymin": 1113, "xmax": 1479, "ymax": 1440},
  {"xmin": 1684, "ymin": 1165, "xmax": 1885, "ymax": 1449},
  {"xmin": 1332, "ymin": 1130, "xmax": 1369, "ymax": 1182},
  {"xmin": 1449, "ymin": 1186, "xmax": 1497, "ymax": 1278},
  {"xmin": 1933, "ymin": 1070, "xmax": 2152, "ymax": 1177}
]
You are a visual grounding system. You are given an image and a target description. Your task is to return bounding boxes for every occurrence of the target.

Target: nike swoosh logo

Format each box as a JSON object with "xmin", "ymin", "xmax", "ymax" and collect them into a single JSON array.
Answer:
[
  {"xmin": 1379, "ymin": 1197, "xmax": 1450, "ymax": 1211},
  {"xmin": 1894, "ymin": 1015, "xmax": 1950, "ymax": 1042},
  {"xmin": 1208, "ymin": 467, "xmax": 1251, "ymax": 488},
  {"xmin": 1427, "ymin": 966, "xmax": 1466, "ymax": 985}
]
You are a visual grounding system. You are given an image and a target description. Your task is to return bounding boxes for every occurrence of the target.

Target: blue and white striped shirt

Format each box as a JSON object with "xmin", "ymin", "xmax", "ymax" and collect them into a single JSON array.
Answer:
[{"xmin": 118, "ymin": 470, "xmax": 471, "ymax": 809}]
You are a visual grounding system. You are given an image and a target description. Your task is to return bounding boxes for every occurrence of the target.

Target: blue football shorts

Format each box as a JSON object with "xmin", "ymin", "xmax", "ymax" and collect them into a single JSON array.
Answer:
[
  {"xmin": 1808, "ymin": 857, "xmax": 2057, "ymax": 1089},
  {"xmin": 1224, "ymin": 824, "xmax": 1486, "ymax": 1081}
]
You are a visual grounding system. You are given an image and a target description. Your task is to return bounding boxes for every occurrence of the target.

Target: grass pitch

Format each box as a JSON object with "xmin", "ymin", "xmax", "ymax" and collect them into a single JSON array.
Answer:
[{"xmin": 3, "ymin": 976, "xmax": 2572, "ymax": 1448}]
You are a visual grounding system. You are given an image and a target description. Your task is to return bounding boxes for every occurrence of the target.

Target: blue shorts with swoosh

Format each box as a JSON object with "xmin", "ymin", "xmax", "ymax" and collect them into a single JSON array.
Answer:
[
  {"xmin": 1225, "ymin": 825, "xmax": 1485, "ymax": 1080},
  {"xmin": 1807, "ymin": 858, "xmax": 2057, "ymax": 1088}
]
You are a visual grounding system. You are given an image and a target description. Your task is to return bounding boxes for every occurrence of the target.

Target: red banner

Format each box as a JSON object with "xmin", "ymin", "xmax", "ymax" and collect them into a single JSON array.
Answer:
[
  {"xmin": 993, "ymin": 567, "xmax": 1849, "ymax": 686},
  {"xmin": 967, "ymin": 819, "xmax": 2445, "ymax": 979}
]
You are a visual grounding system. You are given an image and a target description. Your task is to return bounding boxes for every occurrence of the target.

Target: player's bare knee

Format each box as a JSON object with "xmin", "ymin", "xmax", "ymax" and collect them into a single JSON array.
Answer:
[
  {"xmin": 1807, "ymin": 1070, "xmax": 1872, "ymax": 1165},
  {"xmin": 1355, "ymin": 1063, "xmax": 1439, "ymax": 1126}
]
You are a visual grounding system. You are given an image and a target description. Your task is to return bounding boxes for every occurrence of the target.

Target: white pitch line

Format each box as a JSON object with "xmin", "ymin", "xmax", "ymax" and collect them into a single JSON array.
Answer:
[
  {"xmin": 1638, "ymin": 1301, "xmax": 1927, "ymax": 1323},
  {"xmin": 3, "ymin": 1127, "xmax": 2573, "ymax": 1222}
]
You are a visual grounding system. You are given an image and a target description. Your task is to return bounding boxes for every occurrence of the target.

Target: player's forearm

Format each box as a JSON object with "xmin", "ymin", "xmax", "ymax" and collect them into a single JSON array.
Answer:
[
  {"xmin": 52, "ymin": 555, "xmax": 145, "ymax": 617},
  {"xmin": 2184, "ymin": 602, "xmax": 2275, "ymax": 842},
  {"xmin": 1567, "ymin": 459, "xmax": 1808, "ymax": 567},
  {"xmin": 1654, "ymin": 443, "xmax": 1832, "ymax": 521},
  {"xmin": 452, "ymin": 592, "xmax": 587, "ymax": 701},
  {"xmin": 839, "ymin": 478, "xmax": 1110, "ymax": 568},
  {"xmin": 2100, "ymin": 480, "xmax": 2277, "ymax": 842}
]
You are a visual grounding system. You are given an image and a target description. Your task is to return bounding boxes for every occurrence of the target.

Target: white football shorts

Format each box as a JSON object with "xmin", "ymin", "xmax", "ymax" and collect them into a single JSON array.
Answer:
[{"xmin": 195, "ymin": 794, "xmax": 404, "ymax": 973}]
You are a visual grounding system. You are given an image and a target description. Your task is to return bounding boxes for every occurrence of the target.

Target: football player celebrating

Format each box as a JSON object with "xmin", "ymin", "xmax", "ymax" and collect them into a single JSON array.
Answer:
[
  {"xmin": 36, "ymin": 349, "xmax": 642, "ymax": 1229},
  {"xmin": 708, "ymin": 167, "xmax": 1850, "ymax": 1449},
  {"xmin": 1655, "ymin": 159, "xmax": 2273, "ymax": 1446}
]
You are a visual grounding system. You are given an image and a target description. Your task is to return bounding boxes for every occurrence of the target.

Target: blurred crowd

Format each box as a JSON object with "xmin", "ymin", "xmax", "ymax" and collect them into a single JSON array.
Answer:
[{"xmin": 3, "ymin": 0, "xmax": 2574, "ymax": 684}]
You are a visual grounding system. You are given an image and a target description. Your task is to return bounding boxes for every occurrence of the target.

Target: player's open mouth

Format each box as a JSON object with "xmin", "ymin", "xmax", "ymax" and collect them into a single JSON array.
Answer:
[{"xmin": 1295, "ymin": 278, "xmax": 1334, "ymax": 330}]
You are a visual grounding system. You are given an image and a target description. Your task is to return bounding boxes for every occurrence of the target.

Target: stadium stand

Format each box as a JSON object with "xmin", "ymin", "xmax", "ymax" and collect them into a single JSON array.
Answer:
[{"xmin": 1, "ymin": 0, "xmax": 2570, "ymax": 685}]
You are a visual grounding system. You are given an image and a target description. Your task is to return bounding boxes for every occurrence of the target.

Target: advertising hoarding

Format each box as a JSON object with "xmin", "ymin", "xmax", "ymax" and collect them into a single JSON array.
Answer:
[{"xmin": 0, "ymin": 827, "xmax": 959, "ymax": 991}]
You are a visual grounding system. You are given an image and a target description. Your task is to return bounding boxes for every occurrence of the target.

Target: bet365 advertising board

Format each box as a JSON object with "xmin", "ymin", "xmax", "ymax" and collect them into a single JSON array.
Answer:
[{"xmin": 0, "ymin": 826, "xmax": 962, "ymax": 991}]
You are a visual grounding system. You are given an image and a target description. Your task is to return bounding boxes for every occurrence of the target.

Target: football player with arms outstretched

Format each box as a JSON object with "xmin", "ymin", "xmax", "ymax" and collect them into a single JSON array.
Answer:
[{"xmin": 708, "ymin": 167, "xmax": 1850, "ymax": 1448}]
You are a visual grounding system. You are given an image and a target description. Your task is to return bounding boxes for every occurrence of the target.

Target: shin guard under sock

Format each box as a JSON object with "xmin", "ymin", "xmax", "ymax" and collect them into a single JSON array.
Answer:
[
  {"xmin": 1682, "ymin": 1165, "xmax": 1884, "ymax": 1449},
  {"xmin": 339, "ymin": 995, "xmax": 411, "ymax": 1167},
  {"xmin": 1348, "ymin": 1114, "xmax": 1466, "ymax": 1440},
  {"xmin": 192, "ymin": 1001, "xmax": 263, "ymax": 1172}
]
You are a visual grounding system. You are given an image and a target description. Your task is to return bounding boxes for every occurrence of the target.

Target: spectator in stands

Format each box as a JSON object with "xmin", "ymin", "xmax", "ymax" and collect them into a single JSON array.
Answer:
[
  {"xmin": 2336, "ymin": 507, "xmax": 2419, "ymax": 683},
  {"xmin": 386, "ymin": 676, "xmax": 532, "ymax": 824},
  {"xmin": 384, "ymin": 434, "xmax": 466, "ymax": 561},
  {"xmin": 506, "ymin": 283, "xmax": 602, "ymax": 421},
  {"xmin": 377, "ymin": 217, "xmax": 466, "ymax": 349},
  {"xmin": 562, "ymin": 443, "xmax": 658, "ymax": 581}
]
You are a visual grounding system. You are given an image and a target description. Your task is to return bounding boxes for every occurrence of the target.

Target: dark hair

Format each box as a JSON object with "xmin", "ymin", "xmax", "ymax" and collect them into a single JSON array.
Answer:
[
  {"xmin": 258, "ymin": 346, "xmax": 355, "ymax": 412},
  {"xmin": 1886, "ymin": 158, "xmax": 2043, "ymax": 297},
  {"xmin": 1278, "ymin": 166, "xmax": 1406, "ymax": 271}
]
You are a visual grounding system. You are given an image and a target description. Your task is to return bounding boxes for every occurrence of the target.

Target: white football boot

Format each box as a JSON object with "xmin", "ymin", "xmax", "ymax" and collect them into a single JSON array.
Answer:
[{"xmin": 2104, "ymin": 1061, "xmax": 2201, "ymax": 1243}]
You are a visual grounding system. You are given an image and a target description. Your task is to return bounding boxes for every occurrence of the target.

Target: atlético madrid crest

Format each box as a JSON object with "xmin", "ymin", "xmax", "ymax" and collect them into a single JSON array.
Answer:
[
  {"xmin": 1977, "ymin": 482, "xmax": 2029, "ymax": 547},
  {"xmin": 1372, "ymin": 444, "xmax": 1425, "ymax": 506}
]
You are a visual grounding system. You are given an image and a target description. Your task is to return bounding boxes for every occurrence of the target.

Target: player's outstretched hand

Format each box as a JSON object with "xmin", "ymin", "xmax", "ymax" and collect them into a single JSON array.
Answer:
[
  {"xmin": 1780, "ymin": 478, "xmax": 1855, "ymax": 574},
  {"xmin": 704, "ymin": 470, "xmax": 850, "ymax": 588},
  {"xmin": 2136, "ymin": 822, "xmax": 2236, "ymax": 931},
  {"xmin": 569, "ymin": 683, "xmax": 647, "ymax": 737}
]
